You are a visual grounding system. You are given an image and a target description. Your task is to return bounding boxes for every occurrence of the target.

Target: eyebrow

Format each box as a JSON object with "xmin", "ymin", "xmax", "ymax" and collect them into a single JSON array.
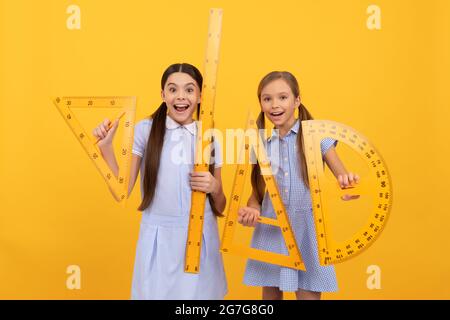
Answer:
[
  {"xmin": 167, "ymin": 82, "xmax": 197, "ymax": 87},
  {"xmin": 261, "ymin": 92, "xmax": 289, "ymax": 97}
]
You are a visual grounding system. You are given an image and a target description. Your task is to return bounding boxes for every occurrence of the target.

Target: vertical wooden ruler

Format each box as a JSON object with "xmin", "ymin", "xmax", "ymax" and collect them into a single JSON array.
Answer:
[
  {"xmin": 302, "ymin": 120, "xmax": 392, "ymax": 265},
  {"xmin": 54, "ymin": 96, "xmax": 136, "ymax": 206},
  {"xmin": 220, "ymin": 113, "xmax": 305, "ymax": 271},
  {"xmin": 184, "ymin": 8, "xmax": 223, "ymax": 273}
]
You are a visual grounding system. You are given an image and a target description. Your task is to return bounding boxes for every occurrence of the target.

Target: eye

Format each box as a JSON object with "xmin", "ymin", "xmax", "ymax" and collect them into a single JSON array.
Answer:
[
  {"xmin": 280, "ymin": 95, "xmax": 287, "ymax": 100},
  {"xmin": 186, "ymin": 88, "xmax": 194, "ymax": 93},
  {"xmin": 263, "ymin": 97, "xmax": 271, "ymax": 102},
  {"xmin": 169, "ymin": 87, "xmax": 176, "ymax": 93}
]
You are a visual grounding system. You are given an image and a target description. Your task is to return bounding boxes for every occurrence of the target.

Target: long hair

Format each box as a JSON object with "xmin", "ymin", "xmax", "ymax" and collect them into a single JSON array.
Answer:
[
  {"xmin": 138, "ymin": 63, "xmax": 221, "ymax": 217},
  {"xmin": 251, "ymin": 71, "xmax": 313, "ymax": 204}
]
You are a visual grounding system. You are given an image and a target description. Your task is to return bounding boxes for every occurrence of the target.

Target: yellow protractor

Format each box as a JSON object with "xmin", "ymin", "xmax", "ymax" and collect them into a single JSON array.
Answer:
[
  {"xmin": 184, "ymin": 8, "xmax": 223, "ymax": 274},
  {"xmin": 302, "ymin": 120, "xmax": 392, "ymax": 266},
  {"xmin": 54, "ymin": 96, "xmax": 136, "ymax": 206},
  {"xmin": 220, "ymin": 113, "xmax": 305, "ymax": 271}
]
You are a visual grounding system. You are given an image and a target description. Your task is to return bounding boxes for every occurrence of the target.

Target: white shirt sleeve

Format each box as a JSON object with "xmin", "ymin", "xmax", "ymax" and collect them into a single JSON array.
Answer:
[{"xmin": 132, "ymin": 118, "xmax": 152, "ymax": 158}]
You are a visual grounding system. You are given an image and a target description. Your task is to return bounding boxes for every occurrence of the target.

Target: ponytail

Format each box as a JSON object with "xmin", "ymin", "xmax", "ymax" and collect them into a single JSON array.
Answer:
[
  {"xmin": 296, "ymin": 103, "xmax": 313, "ymax": 188},
  {"xmin": 250, "ymin": 112, "xmax": 266, "ymax": 204},
  {"xmin": 137, "ymin": 102, "xmax": 167, "ymax": 211}
]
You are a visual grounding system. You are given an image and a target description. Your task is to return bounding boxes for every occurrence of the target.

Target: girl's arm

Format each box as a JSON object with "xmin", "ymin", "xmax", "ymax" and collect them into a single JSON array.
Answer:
[
  {"xmin": 247, "ymin": 190, "xmax": 262, "ymax": 211},
  {"xmin": 93, "ymin": 118, "xmax": 141, "ymax": 202},
  {"xmin": 211, "ymin": 168, "xmax": 227, "ymax": 213},
  {"xmin": 98, "ymin": 145, "xmax": 141, "ymax": 202},
  {"xmin": 323, "ymin": 147, "xmax": 360, "ymax": 193},
  {"xmin": 237, "ymin": 190, "xmax": 261, "ymax": 227}
]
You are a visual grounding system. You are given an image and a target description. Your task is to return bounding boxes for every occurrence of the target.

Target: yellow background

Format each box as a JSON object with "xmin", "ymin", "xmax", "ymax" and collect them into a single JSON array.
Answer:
[{"xmin": 1, "ymin": 0, "xmax": 449, "ymax": 299}]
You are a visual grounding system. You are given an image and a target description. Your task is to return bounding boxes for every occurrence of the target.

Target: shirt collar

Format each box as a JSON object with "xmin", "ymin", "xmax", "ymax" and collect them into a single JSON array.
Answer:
[
  {"xmin": 165, "ymin": 115, "xmax": 197, "ymax": 135},
  {"xmin": 268, "ymin": 119, "xmax": 300, "ymax": 142}
]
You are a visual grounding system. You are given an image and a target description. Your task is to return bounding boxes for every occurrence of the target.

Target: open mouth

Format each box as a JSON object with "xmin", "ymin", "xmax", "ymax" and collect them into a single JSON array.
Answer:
[
  {"xmin": 270, "ymin": 111, "xmax": 285, "ymax": 118},
  {"xmin": 174, "ymin": 104, "xmax": 190, "ymax": 112}
]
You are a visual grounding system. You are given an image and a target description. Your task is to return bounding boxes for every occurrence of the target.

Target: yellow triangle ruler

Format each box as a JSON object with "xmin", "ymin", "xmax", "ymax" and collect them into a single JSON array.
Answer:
[
  {"xmin": 54, "ymin": 96, "xmax": 136, "ymax": 205},
  {"xmin": 302, "ymin": 120, "xmax": 392, "ymax": 265},
  {"xmin": 184, "ymin": 8, "xmax": 223, "ymax": 273},
  {"xmin": 220, "ymin": 113, "xmax": 306, "ymax": 271}
]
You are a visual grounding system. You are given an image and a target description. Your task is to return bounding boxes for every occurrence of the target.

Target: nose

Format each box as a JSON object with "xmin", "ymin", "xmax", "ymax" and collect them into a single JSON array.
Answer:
[
  {"xmin": 271, "ymin": 101, "xmax": 279, "ymax": 109},
  {"xmin": 176, "ymin": 91, "xmax": 186, "ymax": 100}
]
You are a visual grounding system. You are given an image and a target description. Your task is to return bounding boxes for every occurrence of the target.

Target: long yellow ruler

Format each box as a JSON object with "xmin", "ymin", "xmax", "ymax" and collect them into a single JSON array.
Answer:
[
  {"xmin": 302, "ymin": 120, "xmax": 392, "ymax": 265},
  {"xmin": 220, "ymin": 113, "xmax": 305, "ymax": 271},
  {"xmin": 54, "ymin": 96, "xmax": 136, "ymax": 205},
  {"xmin": 184, "ymin": 8, "xmax": 223, "ymax": 273}
]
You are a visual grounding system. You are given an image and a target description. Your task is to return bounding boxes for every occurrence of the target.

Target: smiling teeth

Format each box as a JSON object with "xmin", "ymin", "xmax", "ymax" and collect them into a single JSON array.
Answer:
[{"xmin": 174, "ymin": 104, "xmax": 189, "ymax": 111}]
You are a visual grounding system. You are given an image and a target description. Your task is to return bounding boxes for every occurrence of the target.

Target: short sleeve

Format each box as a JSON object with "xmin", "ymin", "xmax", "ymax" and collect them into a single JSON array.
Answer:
[
  {"xmin": 212, "ymin": 137, "xmax": 223, "ymax": 169},
  {"xmin": 320, "ymin": 137, "xmax": 338, "ymax": 157},
  {"xmin": 132, "ymin": 118, "xmax": 152, "ymax": 158}
]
